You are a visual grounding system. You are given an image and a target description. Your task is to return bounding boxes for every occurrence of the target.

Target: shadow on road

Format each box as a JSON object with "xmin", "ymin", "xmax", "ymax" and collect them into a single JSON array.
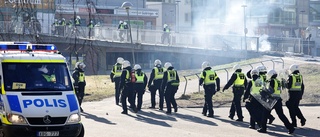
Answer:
[
  {"xmin": 131, "ymin": 110, "xmax": 173, "ymax": 127},
  {"xmin": 137, "ymin": 110, "xmax": 177, "ymax": 121},
  {"xmin": 173, "ymin": 113, "xmax": 218, "ymax": 126},
  {"xmin": 81, "ymin": 112, "xmax": 116, "ymax": 125}
]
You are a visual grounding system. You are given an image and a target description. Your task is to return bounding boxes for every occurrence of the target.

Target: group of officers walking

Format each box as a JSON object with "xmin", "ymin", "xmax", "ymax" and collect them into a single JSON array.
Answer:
[
  {"xmin": 109, "ymin": 57, "xmax": 306, "ymax": 134},
  {"xmin": 110, "ymin": 57, "xmax": 179, "ymax": 114},
  {"xmin": 214, "ymin": 62, "xmax": 305, "ymax": 134}
]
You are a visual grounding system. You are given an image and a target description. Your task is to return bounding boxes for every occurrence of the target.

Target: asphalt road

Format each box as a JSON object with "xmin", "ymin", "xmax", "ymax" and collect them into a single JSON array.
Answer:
[
  {"xmin": 81, "ymin": 97, "xmax": 320, "ymax": 137},
  {"xmin": 81, "ymin": 56, "xmax": 320, "ymax": 137}
]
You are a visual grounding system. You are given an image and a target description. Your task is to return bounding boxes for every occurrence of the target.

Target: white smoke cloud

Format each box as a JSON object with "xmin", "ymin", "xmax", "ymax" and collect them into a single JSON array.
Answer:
[{"xmin": 191, "ymin": 0, "xmax": 273, "ymax": 52}]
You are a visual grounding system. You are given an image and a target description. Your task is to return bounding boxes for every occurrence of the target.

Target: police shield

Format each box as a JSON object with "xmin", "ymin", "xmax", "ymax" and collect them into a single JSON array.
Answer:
[
  {"xmin": 252, "ymin": 90, "xmax": 278, "ymax": 110},
  {"xmin": 251, "ymin": 78, "xmax": 278, "ymax": 110}
]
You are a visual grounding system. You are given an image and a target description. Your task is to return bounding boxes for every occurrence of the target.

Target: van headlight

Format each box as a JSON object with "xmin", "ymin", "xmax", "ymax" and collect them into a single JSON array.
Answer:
[
  {"xmin": 7, "ymin": 114, "xmax": 27, "ymax": 124},
  {"xmin": 67, "ymin": 113, "xmax": 81, "ymax": 124}
]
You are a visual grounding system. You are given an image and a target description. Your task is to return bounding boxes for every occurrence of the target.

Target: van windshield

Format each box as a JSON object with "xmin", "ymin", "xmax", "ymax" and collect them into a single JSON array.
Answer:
[{"xmin": 2, "ymin": 63, "xmax": 73, "ymax": 91}]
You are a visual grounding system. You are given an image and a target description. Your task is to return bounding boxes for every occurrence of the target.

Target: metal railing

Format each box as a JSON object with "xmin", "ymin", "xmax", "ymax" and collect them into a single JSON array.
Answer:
[
  {"xmin": 0, "ymin": 21, "xmax": 260, "ymax": 51},
  {"xmin": 182, "ymin": 58, "xmax": 285, "ymax": 95}
]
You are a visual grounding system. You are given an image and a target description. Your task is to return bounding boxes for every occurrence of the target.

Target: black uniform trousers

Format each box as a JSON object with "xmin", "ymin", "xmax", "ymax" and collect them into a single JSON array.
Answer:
[
  {"xmin": 164, "ymin": 86, "xmax": 178, "ymax": 113},
  {"xmin": 114, "ymin": 77, "xmax": 121, "ymax": 105},
  {"xmin": 286, "ymin": 91, "xmax": 306, "ymax": 126},
  {"xmin": 150, "ymin": 80, "xmax": 164, "ymax": 109},
  {"xmin": 202, "ymin": 85, "xmax": 216, "ymax": 116},
  {"xmin": 121, "ymin": 87, "xmax": 137, "ymax": 113},
  {"xmin": 76, "ymin": 82, "xmax": 86, "ymax": 107},
  {"xmin": 135, "ymin": 84, "xmax": 145, "ymax": 110},
  {"xmin": 229, "ymin": 87, "xmax": 244, "ymax": 119},
  {"xmin": 245, "ymin": 97, "xmax": 263, "ymax": 128},
  {"xmin": 272, "ymin": 98, "xmax": 294, "ymax": 130}
]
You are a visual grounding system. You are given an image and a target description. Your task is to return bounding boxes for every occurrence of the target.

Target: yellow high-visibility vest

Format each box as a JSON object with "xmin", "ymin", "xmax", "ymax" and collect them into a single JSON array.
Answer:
[{"xmin": 234, "ymin": 72, "xmax": 245, "ymax": 87}]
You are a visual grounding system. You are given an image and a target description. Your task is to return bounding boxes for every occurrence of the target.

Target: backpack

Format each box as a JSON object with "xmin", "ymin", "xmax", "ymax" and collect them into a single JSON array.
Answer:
[{"xmin": 130, "ymin": 70, "xmax": 136, "ymax": 83}]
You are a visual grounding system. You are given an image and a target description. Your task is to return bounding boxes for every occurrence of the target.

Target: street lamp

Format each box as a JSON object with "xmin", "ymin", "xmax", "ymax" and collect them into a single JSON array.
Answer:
[
  {"xmin": 300, "ymin": 10, "xmax": 305, "ymax": 54},
  {"xmin": 121, "ymin": 1, "xmax": 135, "ymax": 64},
  {"xmin": 175, "ymin": 0, "xmax": 181, "ymax": 33},
  {"xmin": 241, "ymin": 5, "xmax": 248, "ymax": 59}
]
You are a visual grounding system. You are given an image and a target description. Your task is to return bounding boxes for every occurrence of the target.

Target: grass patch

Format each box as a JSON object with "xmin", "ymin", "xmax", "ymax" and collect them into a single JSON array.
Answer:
[
  {"xmin": 83, "ymin": 60, "xmax": 320, "ymax": 105},
  {"xmin": 83, "ymin": 75, "xmax": 114, "ymax": 102}
]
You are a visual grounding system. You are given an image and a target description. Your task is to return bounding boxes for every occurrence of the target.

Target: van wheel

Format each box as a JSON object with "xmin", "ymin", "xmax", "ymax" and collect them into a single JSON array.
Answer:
[{"xmin": 77, "ymin": 124, "xmax": 84, "ymax": 137}]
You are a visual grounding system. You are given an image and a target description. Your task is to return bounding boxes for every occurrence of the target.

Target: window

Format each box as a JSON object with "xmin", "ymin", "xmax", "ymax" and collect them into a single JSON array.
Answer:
[
  {"xmin": 283, "ymin": 11, "xmax": 296, "ymax": 24},
  {"xmin": 269, "ymin": 8, "xmax": 282, "ymax": 24},
  {"xmin": 3, "ymin": 63, "xmax": 73, "ymax": 91},
  {"xmin": 283, "ymin": 7, "xmax": 296, "ymax": 24},
  {"xmin": 310, "ymin": 3, "xmax": 320, "ymax": 22}
]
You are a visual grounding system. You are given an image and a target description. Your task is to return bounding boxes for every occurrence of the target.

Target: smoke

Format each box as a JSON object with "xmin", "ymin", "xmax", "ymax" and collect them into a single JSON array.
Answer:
[
  {"xmin": 191, "ymin": 0, "xmax": 274, "ymax": 52},
  {"xmin": 250, "ymin": 34, "xmax": 271, "ymax": 51}
]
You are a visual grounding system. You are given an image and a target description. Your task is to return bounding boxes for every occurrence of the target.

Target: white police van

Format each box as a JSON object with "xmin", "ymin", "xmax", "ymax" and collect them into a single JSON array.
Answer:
[{"xmin": 0, "ymin": 42, "xmax": 84, "ymax": 137}]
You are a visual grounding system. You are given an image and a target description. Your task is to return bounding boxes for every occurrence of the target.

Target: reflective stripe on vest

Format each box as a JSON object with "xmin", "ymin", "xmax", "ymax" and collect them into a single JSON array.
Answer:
[
  {"xmin": 154, "ymin": 67, "xmax": 164, "ymax": 80},
  {"xmin": 167, "ymin": 70, "xmax": 179, "ymax": 86},
  {"xmin": 135, "ymin": 72, "xmax": 145, "ymax": 83},
  {"xmin": 271, "ymin": 78, "xmax": 281, "ymax": 97},
  {"xmin": 234, "ymin": 72, "xmax": 245, "ymax": 87},
  {"xmin": 79, "ymin": 72, "xmax": 85, "ymax": 82},
  {"xmin": 251, "ymin": 80, "xmax": 262, "ymax": 95},
  {"xmin": 290, "ymin": 74, "xmax": 302, "ymax": 91},
  {"xmin": 201, "ymin": 70, "xmax": 216, "ymax": 85},
  {"xmin": 113, "ymin": 64, "xmax": 122, "ymax": 78}
]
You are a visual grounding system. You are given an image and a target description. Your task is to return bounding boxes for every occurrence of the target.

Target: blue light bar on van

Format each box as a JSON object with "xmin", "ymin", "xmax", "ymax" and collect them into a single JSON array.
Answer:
[{"xmin": 0, "ymin": 44, "xmax": 57, "ymax": 51}]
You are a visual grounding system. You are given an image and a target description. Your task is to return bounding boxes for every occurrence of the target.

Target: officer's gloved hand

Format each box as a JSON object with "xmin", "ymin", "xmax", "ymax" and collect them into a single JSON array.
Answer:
[
  {"xmin": 222, "ymin": 87, "xmax": 227, "ymax": 92},
  {"xmin": 111, "ymin": 78, "xmax": 114, "ymax": 83},
  {"xmin": 242, "ymin": 98, "xmax": 246, "ymax": 102},
  {"xmin": 216, "ymin": 87, "xmax": 220, "ymax": 92}
]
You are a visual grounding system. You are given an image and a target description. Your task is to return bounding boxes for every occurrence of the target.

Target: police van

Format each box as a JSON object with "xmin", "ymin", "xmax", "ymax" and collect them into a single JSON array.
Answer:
[{"xmin": 0, "ymin": 42, "xmax": 84, "ymax": 137}]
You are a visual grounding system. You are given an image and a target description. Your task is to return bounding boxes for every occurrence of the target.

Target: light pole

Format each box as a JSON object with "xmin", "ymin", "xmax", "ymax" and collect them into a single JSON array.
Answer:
[
  {"xmin": 242, "ymin": 5, "xmax": 248, "ymax": 59},
  {"xmin": 121, "ymin": 1, "xmax": 135, "ymax": 64},
  {"xmin": 175, "ymin": 0, "xmax": 181, "ymax": 33},
  {"xmin": 300, "ymin": 10, "xmax": 305, "ymax": 54}
]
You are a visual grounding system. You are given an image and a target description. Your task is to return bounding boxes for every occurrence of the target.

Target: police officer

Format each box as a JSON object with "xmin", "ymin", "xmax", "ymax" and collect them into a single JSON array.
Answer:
[
  {"xmin": 223, "ymin": 64, "xmax": 247, "ymax": 121},
  {"xmin": 285, "ymin": 64, "xmax": 306, "ymax": 127},
  {"xmin": 133, "ymin": 64, "xmax": 148, "ymax": 111},
  {"xmin": 60, "ymin": 18, "xmax": 66, "ymax": 36},
  {"xmin": 199, "ymin": 61, "xmax": 220, "ymax": 117},
  {"xmin": 75, "ymin": 16, "xmax": 81, "ymax": 26},
  {"xmin": 52, "ymin": 19, "xmax": 59, "ymax": 35},
  {"xmin": 87, "ymin": 20, "xmax": 94, "ymax": 38},
  {"xmin": 119, "ymin": 60, "xmax": 137, "ymax": 114},
  {"xmin": 118, "ymin": 21, "xmax": 125, "ymax": 41},
  {"xmin": 147, "ymin": 59, "xmax": 165, "ymax": 110},
  {"xmin": 72, "ymin": 62, "xmax": 86, "ymax": 112},
  {"xmin": 110, "ymin": 57, "xmax": 124, "ymax": 105},
  {"xmin": 161, "ymin": 24, "xmax": 170, "ymax": 44},
  {"xmin": 256, "ymin": 65, "xmax": 276, "ymax": 124},
  {"xmin": 38, "ymin": 65, "xmax": 56, "ymax": 83},
  {"xmin": 243, "ymin": 69, "xmax": 263, "ymax": 129},
  {"xmin": 161, "ymin": 62, "xmax": 179, "ymax": 114},
  {"xmin": 265, "ymin": 70, "xmax": 295, "ymax": 134}
]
